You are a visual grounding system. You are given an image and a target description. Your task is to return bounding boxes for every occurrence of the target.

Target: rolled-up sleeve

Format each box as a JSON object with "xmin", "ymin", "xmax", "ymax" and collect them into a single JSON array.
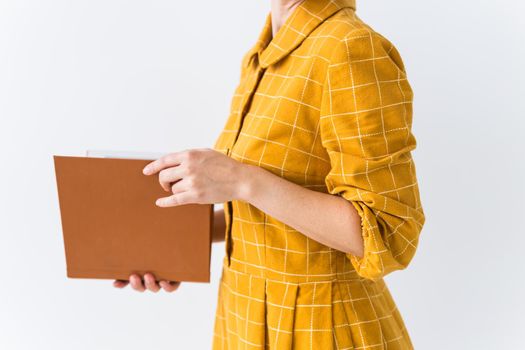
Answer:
[{"xmin": 320, "ymin": 29, "xmax": 426, "ymax": 281}]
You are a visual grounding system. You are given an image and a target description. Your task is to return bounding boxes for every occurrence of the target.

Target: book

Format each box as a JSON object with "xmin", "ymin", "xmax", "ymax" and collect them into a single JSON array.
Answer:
[
  {"xmin": 85, "ymin": 149, "xmax": 167, "ymax": 160},
  {"xmin": 53, "ymin": 151, "xmax": 213, "ymax": 283}
]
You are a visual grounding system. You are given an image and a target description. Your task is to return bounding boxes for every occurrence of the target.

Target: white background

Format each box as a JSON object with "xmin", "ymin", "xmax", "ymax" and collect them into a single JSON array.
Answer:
[{"xmin": 1, "ymin": 0, "xmax": 523, "ymax": 349}]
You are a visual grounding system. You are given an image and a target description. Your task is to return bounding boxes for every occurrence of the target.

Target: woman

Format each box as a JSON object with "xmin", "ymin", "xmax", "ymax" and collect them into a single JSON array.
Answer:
[{"xmin": 114, "ymin": 0, "xmax": 426, "ymax": 348}]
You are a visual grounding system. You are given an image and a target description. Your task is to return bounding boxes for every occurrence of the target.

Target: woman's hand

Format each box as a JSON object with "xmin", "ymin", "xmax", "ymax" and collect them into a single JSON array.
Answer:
[
  {"xmin": 112, "ymin": 273, "xmax": 181, "ymax": 293},
  {"xmin": 142, "ymin": 148, "xmax": 251, "ymax": 207}
]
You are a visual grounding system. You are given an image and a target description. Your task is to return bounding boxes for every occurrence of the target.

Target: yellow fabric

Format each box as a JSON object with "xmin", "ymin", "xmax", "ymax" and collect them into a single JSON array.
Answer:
[{"xmin": 212, "ymin": 0, "xmax": 425, "ymax": 348}]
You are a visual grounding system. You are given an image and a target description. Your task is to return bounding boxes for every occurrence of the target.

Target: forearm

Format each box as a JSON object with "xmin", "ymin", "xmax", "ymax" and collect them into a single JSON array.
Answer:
[
  {"xmin": 212, "ymin": 207, "xmax": 226, "ymax": 243},
  {"xmin": 236, "ymin": 164, "xmax": 364, "ymax": 257}
]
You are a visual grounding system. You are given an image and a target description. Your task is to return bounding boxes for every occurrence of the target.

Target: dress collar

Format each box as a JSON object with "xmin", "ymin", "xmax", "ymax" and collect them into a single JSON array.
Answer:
[{"xmin": 246, "ymin": 0, "xmax": 357, "ymax": 69}]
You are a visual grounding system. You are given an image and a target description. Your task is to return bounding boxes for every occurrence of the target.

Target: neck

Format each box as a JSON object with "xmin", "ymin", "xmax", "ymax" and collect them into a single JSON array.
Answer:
[{"xmin": 270, "ymin": 0, "xmax": 305, "ymax": 37}]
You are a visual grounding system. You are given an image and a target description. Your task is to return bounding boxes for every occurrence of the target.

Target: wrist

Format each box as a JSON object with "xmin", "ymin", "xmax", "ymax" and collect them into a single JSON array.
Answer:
[{"xmin": 235, "ymin": 163, "xmax": 259, "ymax": 202}]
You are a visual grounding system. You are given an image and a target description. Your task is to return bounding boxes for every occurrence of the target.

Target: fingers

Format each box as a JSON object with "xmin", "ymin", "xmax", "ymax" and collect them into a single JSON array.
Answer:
[
  {"xmin": 143, "ymin": 272, "xmax": 160, "ymax": 293},
  {"xmin": 155, "ymin": 190, "xmax": 196, "ymax": 207},
  {"xmin": 158, "ymin": 167, "xmax": 184, "ymax": 192},
  {"xmin": 129, "ymin": 274, "xmax": 146, "ymax": 292},
  {"xmin": 118, "ymin": 273, "xmax": 178, "ymax": 293},
  {"xmin": 113, "ymin": 279, "xmax": 129, "ymax": 288},
  {"xmin": 143, "ymin": 151, "xmax": 187, "ymax": 176},
  {"xmin": 159, "ymin": 280, "xmax": 181, "ymax": 293}
]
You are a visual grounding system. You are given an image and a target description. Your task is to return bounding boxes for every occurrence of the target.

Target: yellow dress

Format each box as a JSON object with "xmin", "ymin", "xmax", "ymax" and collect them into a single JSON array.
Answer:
[{"xmin": 212, "ymin": 0, "xmax": 426, "ymax": 348}]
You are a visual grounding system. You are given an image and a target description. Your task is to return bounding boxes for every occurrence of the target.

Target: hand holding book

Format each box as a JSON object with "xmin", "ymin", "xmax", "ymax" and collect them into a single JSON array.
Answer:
[
  {"xmin": 98, "ymin": 147, "xmax": 254, "ymax": 292},
  {"xmin": 113, "ymin": 272, "xmax": 181, "ymax": 293}
]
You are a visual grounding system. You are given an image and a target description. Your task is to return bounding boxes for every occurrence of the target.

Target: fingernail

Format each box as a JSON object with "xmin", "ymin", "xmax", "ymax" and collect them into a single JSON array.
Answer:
[
  {"xmin": 143, "ymin": 166, "xmax": 149, "ymax": 174},
  {"xmin": 156, "ymin": 199, "xmax": 162, "ymax": 206}
]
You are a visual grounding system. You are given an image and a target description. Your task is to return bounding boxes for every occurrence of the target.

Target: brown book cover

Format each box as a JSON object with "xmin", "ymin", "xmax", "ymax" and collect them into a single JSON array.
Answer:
[{"xmin": 53, "ymin": 155, "xmax": 213, "ymax": 283}]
